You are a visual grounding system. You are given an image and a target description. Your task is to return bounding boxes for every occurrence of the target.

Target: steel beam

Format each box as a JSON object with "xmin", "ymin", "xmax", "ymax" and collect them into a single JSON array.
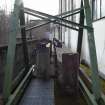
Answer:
[
  {"xmin": 57, "ymin": 4, "xmax": 82, "ymax": 16},
  {"xmin": 27, "ymin": 20, "xmax": 79, "ymax": 32},
  {"xmin": 79, "ymin": 77, "xmax": 98, "ymax": 105},
  {"xmin": 25, "ymin": 12, "xmax": 79, "ymax": 31},
  {"xmin": 24, "ymin": 13, "xmax": 79, "ymax": 31},
  {"xmin": 24, "ymin": 10, "xmax": 80, "ymax": 29},
  {"xmin": 25, "ymin": 8, "xmax": 82, "ymax": 22},
  {"xmin": 24, "ymin": 7, "xmax": 92, "ymax": 30},
  {"xmin": 79, "ymin": 68, "xmax": 105, "ymax": 105},
  {"xmin": 83, "ymin": 0, "xmax": 102, "ymax": 101},
  {"xmin": 23, "ymin": 8, "xmax": 81, "ymax": 30},
  {"xmin": 56, "ymin": 6, "xmax": 84, "ymax": 17},
  {"xmin": 59, "ymin": 0, "xmax": 62, "ymax": 41},
  {"xmin": 68, "ymin": 0, "xmax": 71, "ymax": 48},
  {"xmin": 19, "ymin": 4, "xmax": 29, "ymax": 71},
  {"xmin": 55, "ymin": 21, "xmax": 79, "ymax": 31},
  {"xmin": 26, "ymin": 21, "xmax": 51, "ymax": 31},
  {"xmin": 24, "ymin": 11, "xmax": 46, "ymax": 20},
  {"xmin": 3, "ymin": 0, "xmax": 22, "ymax": 101},
  {"xmin": 63, "ymin": 11, "xmax": 80, "ymax": 18},
  {"xmin": 6, "ymin": 66, "xmax": 33, "ymax": 105},
  {"xmin": 77, "ymin": 1, "xmax": 84, "ymax": 59}
]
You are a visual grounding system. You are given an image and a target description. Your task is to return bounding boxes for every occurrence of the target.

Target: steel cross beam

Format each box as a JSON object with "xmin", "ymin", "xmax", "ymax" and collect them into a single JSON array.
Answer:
[
  {"xmin": 24, "ymin": 7, "xmax": 92, "ymax": 30},
  {"xmin": 62, "ymin": 11, "xmax": 80, "ymax": 18},
  {"xmin": 25, "ymin": 7, "xmax": 83, "ymax": 22},
  {"xmin": 24, "ymin": 7, "xmax": 82, "ymax": 28},
  {"xmin": 23, "ymin": 7, "xmax": 83, "ymax": 31},
  {"xmin": 25, "ymin": 11, "xmax": 79, "ymax": 31},
  {"xmin": 26, "ymin": 22, "xmax": 51, "ymax": 31},
  {"xmin": 25, "ymin": 9, "xmax": 81, "ymax": 22},
  {"xmin": 23, "ymin": 10, "xmax": 80, "ymax": 29},
  {"xmin": 56, "ymin": 7, "xmax": 84, "ymax": 17}
]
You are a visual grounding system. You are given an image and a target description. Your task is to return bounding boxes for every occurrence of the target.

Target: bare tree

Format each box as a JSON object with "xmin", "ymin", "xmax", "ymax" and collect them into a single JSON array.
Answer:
[{"xmin": 0, "ymin": 9, "xmax": 10, "ymax": 45}]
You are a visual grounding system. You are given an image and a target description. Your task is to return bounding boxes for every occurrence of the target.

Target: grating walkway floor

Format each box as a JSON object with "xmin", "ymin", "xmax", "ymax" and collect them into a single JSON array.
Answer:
[{"xmin": 19, "ymin": 79, "xmax": 54, "ymax": 105}]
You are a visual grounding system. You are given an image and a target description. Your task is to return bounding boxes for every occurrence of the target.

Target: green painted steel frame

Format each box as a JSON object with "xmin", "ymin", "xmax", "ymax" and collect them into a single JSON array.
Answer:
[
  {"xmin": 3, "ymin": 0, "xmax": 105, "ymax": 105},
  {"xmin": 25, "ymin": 9, "xmax": 81, "ymax": 31},
  {"xmin": 24, "ymin": 0, "xmax": 105, "ymax": 103},
  {"xmin": 3, "ymin": 0, "xmax": 22, "ymax": 101},
  {"xmin": 24, "ymin": 7, "xmax": 92, "ymax": 30},
  {"xmin": 6, "ymin": 65, "xmax": 33, "ymax": 105},
  {"xmin": 83, "ymin": 0, "xmax": 102, "ymax": 101},
  {"xmin": 3, "ymin": 0, "xmax": 30, "ymax": 103},
  {"xmin": 24, "ymin": 12, "xmax": 79, "ymax": 31},
  {"xmin": 19, "ymin": 4, "xmax": 29, "ymax": 70},
  {"xmin": 79, "ymin": 77, "xmax": 98, "ymax": 105},
  {"xmin": 77, "ymin": 1, "xmax": 84, "ymax": 58}
]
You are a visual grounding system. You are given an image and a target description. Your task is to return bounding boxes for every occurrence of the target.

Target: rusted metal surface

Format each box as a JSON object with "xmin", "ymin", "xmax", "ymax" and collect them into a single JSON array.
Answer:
[{"xmin": 61, "ymin": 53, "xmax": 79, "ymax": 95}]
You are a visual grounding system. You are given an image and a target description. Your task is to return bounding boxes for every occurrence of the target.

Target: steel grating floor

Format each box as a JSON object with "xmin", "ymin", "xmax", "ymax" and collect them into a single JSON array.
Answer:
[{"xmin": 19, "ymin": 79, "xmax": 54, "ymax": 105}]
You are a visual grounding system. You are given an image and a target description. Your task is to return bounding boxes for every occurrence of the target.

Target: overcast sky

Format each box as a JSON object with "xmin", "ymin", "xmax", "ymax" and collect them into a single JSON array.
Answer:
[
  {"xmin": 23, "ymin": 0, "xmax": 59, "ymax": 15},
  {"xmin": 0, "ymin": 0, "xmax": 59, "ymax": 15}
]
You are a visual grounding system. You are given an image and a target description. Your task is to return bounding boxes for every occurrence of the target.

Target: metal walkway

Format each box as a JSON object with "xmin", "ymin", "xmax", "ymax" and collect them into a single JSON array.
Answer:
[{"xmin": 19, "ymin": 79, "xmax": 54, "ymax": 105}]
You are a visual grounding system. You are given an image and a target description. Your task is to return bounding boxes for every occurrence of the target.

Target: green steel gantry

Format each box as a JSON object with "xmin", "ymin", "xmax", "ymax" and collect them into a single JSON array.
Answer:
[{"xmin": 3, "ymin": 0, "xmax": 105, "ymax": 105}]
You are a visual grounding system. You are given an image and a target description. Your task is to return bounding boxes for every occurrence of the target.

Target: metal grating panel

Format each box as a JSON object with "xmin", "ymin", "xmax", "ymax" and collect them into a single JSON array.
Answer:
[{"xmin": 19, "ymin": 79, "xmax": 54, "ymax": 105}]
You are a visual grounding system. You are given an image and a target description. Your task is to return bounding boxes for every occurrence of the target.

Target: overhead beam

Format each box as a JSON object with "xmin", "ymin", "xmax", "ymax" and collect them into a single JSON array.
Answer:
[
  {"xmin": 26, "ymin": 21, "xmax": 51, "ymax": 31},
  {"xmin": 26, "ymin": 7, "xmax": 83, "ymax": 20},
  {"xmin": 24, "ymin": 11, "xmax": 47, "ymax": 20},
  {"xmin": 63, "ymin": 11, "xmax": 80, "ymax": 18},
  {"xmin": 25, "ymin": 12, "xmax": 46, "ymax": 20},
  {"xmin": 25, "ymin": 12, "xmax": 79, "ymax": 31},
  {"xmin": 25, "ymin": 11, "xmax": 80, "ymax": 31},
  {"xmin": 24, "ymin": 10, "xmax": 80, "ymax": 30},
  {"xmin": 56, "ymin": 7, "xmax": 84, "ymax": 19},
  {"xmin": 24, "ymin": 7, "xmax": 92, "ymax": 30},
  {"xmin": 23, "ymin": 7, "xmax": 82, "ymax": 30},
  {"xmin": 25, "ymin": 7, "xmax": 83, "ymax": 23},
  {"xmin": 55, "ymin": 21, "xmax": 79, "ymax": 31}
]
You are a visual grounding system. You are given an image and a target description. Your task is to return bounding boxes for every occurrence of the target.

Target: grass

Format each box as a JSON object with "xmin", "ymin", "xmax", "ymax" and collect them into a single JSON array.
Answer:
[{"xmin": 80, "ymin": 64, "xmax": 105, "ymax": 94}]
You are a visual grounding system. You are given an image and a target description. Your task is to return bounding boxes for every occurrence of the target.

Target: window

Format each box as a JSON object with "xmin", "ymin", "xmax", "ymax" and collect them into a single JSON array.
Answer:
[{"xmin": 93, "ymin": 0, "xmax": 105, "ymax": 21}]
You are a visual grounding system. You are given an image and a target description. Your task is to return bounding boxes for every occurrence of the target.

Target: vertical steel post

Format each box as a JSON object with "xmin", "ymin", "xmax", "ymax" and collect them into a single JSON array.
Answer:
[
  {"xmin": 71, "ymin": 0, "xmax": 74, "ymax": 23},
  {"xmin": 83, "ymin": 0, "xmax": 101, "ymax": 101},
  {"xmin": 92, "ymin": 0, "xmax": 95, "ymax": 20},
  {"xmin": 77, "ymin": 1, "xmax": 84, "ymax": 59},
  {"xmin": 68, "ymin": 0, "xmax": 71, "ymax": 48},
  {"xmin": 62, "ymin": 0, "xmax": 66, "ymax": 43},
  {"xmin": 59, "ymin": 0, "xmax": 62, "ymax": 41},
  {"xmin": 3, "ymin": 0, "xmax": 22, "ymax": 101},
  {"xmin": 19, "ymin": 4, "xmax": 29, "ymax": 71}
]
